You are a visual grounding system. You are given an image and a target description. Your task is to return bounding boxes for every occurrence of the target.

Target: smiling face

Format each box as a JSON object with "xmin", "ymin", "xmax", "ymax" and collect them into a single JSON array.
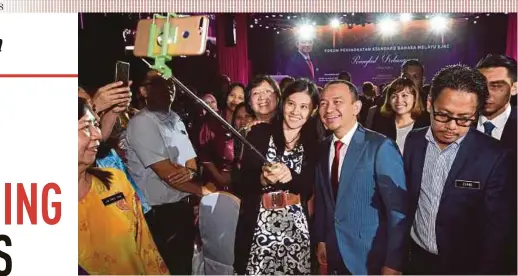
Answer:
[
  {"xmin": 226, "ymin": 86, "xmax": 245, "ymax": 112},
  {"xmin": 297, "ymin": 39, "xmax": 314, "ymax": 55},
  {"xmin": 78, "ymin": 107, "xmax": 102, "ymax": 167},
  {"xmin": 389, "ymin": 87, "xmax": 416, "ymax": 116},
  {"xmin": 319, "ymin": 83, "xmax": 361, "ymax": 138},
  {"xmin": 250, "ymin": 81, "xmax": 278, "ymax": 117},
  {"xmin": 234, "ymin": 105, "xmax": 253, "ymax": 129},
  {"xmin": 283, "ymin": 92, "xmax": 313, "ymax": 130}
]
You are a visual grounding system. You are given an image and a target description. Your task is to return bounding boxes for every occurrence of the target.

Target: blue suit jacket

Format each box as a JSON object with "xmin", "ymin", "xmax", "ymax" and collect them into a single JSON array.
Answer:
[
  {"xmin": 285, "ymin": 52, "xmax": 316, "ymax": 81},
  {"xmin": 314, "ymin": 125, "xmax": 410, "ymax": 274},
  {"xmin": 404, "ymin": 127, "xmax": 512, "ymax": 274}
]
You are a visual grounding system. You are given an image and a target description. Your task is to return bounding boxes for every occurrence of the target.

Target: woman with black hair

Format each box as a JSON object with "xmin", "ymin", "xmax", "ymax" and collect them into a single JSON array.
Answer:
[
  {"xmin": 197, "ymin": 83, "xmax": 246, "ymax": 190},
  {"xmin": 77, "ymin": 97, "xmax": 167, "ymax": 275},
  {"xmin": 233, "ymin": 79, "xmax": 322, "ymax": 275}
]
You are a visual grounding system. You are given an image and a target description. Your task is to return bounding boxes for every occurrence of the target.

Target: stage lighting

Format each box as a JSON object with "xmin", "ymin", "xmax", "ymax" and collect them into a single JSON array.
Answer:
[
  {"xmin": 297, "ymin": 24, "xmax": 315, "ymax": 40},
  {"xmin": 430, "ymin": 15, "xmax": 449, "ymax": 33},
  {"xmin": 400, "ymin": 13, "xmax": 412, "ymax": 22},
  {"xmin": 330, "ymin": 18, "xmax": 340, "ymax": 29},
  {"xmin": 378, "ymin": 18, "xmax": 397, "ymax": 36}
]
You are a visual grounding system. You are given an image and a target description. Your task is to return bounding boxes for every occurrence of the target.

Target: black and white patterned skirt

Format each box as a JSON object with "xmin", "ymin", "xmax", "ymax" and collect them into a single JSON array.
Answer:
[{"xmin": 245, "ymin": 201, "xmax": 311, "ymax": 275}]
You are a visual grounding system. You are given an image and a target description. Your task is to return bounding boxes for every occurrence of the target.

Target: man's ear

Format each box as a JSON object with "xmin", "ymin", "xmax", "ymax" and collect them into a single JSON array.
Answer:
[
  {"xmin": 353, "ymin": 100, "xmax": 362, "ymax": 116},
  {"xmin": 510, "ymin": 82, "xmax": 518, "ymax": 97}
]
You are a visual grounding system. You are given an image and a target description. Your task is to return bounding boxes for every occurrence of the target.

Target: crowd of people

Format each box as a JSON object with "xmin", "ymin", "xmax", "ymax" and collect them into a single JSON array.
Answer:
[{"xmin": 78, "ymin": 53, "xmax": 517, "ymax": 275}]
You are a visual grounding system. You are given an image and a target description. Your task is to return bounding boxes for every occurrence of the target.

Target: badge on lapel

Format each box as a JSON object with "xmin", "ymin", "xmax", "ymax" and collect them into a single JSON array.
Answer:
[
  {"xmin": 455, "ymin": 180, "xmax": 481, "ymax": 189},
  {"xmin": 102, "ymin": 192, "xmax": 130, "ymax": 210}
]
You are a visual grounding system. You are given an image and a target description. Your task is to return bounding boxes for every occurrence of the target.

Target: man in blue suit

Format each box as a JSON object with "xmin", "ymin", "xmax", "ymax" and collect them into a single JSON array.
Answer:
[
  {"xmin": 314, "ymin": 80, "xmax": 410, "ymax": 275},
  {"xmin": 475, "ymin": 54, "xmax": 517, "ymax": 274},
  {"xmin": 285, "ymin": 38, "xmax": 317, "ymax": 81},
  {"xmin": 404, "ymin": 65, "xmax": 512, "ymax": 274}
]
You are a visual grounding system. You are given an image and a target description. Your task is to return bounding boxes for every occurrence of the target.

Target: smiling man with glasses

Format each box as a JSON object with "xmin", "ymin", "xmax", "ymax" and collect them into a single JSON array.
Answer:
[{"xmin": 402, "ymin": 65, "xmax": 513, "ymax": 274}]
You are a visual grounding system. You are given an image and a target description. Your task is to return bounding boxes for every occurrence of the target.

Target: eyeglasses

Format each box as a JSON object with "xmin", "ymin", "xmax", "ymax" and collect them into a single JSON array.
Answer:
[
  {"xmin": 431, "ymin": 105, "xmax": 477, "ymax": 127},
  {"xmin": 251, "ymin": 89, "xmax": 274, "ymax": 98}
]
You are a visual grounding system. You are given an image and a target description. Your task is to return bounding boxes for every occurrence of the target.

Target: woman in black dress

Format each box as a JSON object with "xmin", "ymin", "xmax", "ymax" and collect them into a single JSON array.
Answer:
[{"xmin": 233, "ymin": 79, "xmax": 322, "ymax": 275}]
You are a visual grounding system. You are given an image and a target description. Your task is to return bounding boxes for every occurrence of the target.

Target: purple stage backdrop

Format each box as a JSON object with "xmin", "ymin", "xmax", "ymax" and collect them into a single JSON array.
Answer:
[{"xmin": 279, "ymin": 19, "xmax": 469, "ymax": 87}]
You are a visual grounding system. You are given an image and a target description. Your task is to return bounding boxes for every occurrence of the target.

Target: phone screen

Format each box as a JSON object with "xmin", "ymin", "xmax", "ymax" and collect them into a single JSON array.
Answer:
[{"xmin": 115, "ymin": 61, "xmax": 130, "ymax": 87}]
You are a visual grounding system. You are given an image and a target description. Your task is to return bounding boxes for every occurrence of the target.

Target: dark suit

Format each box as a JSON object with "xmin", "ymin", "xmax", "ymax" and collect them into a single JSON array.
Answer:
[
  {"xmin": 495, "ymin": 107, "xmax": 517, "ymax": 274},
  {"xmin": 359, "ymin": 96, "xmax": 375, "ymax": 126},
  {"xmin": 285, "ymin": 52, "xmax": 316, "ymax": 80},
  {"xmin": 314, "ymin": 125, "xmax": 410, "ymax": 274},
  {"xmin": 500, "ymin": 106, "xmax": 517, "ymax": 152},
  {"xmin": 404, "ymin": 128, "xmax": 512, "ymax": 274}
]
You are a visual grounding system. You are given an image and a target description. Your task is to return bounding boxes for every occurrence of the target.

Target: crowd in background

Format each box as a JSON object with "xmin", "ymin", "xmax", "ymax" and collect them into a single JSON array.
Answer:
[{"xmin": 78, "ymin": 53, "xmax": 517, "ymax": 275}]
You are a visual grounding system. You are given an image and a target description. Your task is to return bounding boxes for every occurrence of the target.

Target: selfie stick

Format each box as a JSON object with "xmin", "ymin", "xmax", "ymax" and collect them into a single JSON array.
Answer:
[{"xmin": 140, "ymin": 13, "xmax": 269, "ymax": 165}]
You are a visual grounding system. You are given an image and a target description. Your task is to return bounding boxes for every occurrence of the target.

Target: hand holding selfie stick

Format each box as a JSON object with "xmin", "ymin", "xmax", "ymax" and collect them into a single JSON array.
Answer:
[{"xmin": 138, "ymin": 13, "xmax": 270, "ymax": 166}]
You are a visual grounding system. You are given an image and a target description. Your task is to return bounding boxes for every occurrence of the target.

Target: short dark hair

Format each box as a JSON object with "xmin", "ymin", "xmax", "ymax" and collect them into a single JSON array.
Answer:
[
  {"xmin": 430, "ymin": 65, "xmax": 489, "ymax": 113},
  {"xmin": 380, "ymin": 77, "xmax": 424, "ymax": 119},
  {"xmin": 279, "ymin": 76, "xmax": 296, "ymax": 93},
  {"xmin": 244, "ymin": 74, "xmax": 281, "ymax": 117},
  {"xmin": 323, "ymin": 79, "xmax": 359, "ymax": 101},
  {"xmin": 145, "ymin": 75, "xmax": 174, "ymax": 111},
  {"xmin": 475, "ymin": 54, "xmax": 517, "ymax": 83},
  {"xmin": 362, "ymin": 81, "xmax": 376, "ymax": 98},
  {"xmin": 228, "ymin": 82, "xmax": 245, "ymax": 95},
  {"xmin": 337, "ymin": 71, "xmax": 352, "ymax": 82},
  {"xmin": 225, "ymin": 82, "xmax": 245, "ymax": 109},
  {"xmin": 231, "ymin": 102, "xmax": 252, "ymax": 128},
  {"xmin": 401, "ymin": 59, "xmax": 424, "ymax": 74}
]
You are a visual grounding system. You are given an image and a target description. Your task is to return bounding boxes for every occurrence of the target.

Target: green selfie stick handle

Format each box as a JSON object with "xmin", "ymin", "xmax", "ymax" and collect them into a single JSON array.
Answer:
[
  {"xmin": 147, "ymin": 13, "xmax": 178, "ymax": 79},
  {"xmin": 140, "ymin": 13, "xmax": 271, "ymax": 166}
]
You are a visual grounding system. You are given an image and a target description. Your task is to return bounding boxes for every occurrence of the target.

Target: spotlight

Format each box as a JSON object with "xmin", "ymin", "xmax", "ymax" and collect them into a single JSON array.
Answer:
[
  {"xmin": 297, "ymin": 24, "xmax": 316, "ymax": 40},
  {"xmin": 378, "ymin": 18, "xmax": 397, "ymax": 36},
  {"xmin": 330, "ymin": 18, "xmax": 340, "ymax": 28},
  {"xmin": 430, "ymin": 15, "xmax": 449, "ymax": 33},
  {"xmin": 400, "ymin": 13, "xmax": 412, "ymax": 22}
]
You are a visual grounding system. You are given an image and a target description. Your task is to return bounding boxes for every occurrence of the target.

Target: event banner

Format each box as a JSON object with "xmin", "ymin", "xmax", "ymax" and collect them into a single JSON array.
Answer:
[{"xmin": 281, "ymin": 19, "xmax": 468, "ymax": 86}]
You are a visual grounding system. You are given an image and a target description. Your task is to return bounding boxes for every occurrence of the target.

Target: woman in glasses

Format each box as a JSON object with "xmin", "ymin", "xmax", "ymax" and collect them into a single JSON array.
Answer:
[{"xmin": 372, "ymin": 77, "xmax": 430, "ymax": 154}]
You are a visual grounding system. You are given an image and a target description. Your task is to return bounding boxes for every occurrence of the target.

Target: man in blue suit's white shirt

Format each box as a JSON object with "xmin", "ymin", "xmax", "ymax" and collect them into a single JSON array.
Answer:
[{"xmin": 314, "ymin": 80, "xmax": 410, "ymax": 275}]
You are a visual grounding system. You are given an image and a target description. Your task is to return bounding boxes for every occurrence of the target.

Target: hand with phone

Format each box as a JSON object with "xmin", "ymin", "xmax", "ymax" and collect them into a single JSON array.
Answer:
[{"xmin": 91, "ymin": 81, "xmax": 132, "ymax": 114}]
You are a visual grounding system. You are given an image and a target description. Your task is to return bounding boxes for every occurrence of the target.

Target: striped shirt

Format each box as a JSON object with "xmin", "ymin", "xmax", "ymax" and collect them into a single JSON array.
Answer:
[{"xmin": 411, "ymin": 128, "xmax": 467, "ymax": 254}]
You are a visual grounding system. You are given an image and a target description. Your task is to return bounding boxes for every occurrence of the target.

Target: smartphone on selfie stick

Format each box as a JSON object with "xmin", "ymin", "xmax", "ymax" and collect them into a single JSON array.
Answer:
[
  {"xmin": 133, "ymin": 14, "xmax": 271, "ymax": 165},
  {"xmin": 133, "ymin": 15, "xmax": 210, "ymax": 57}
]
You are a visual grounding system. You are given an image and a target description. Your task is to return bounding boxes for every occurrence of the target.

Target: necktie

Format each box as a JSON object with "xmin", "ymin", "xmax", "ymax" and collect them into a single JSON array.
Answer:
[
  {"xmin": 483, "ymin": 121, "xmax": 496, "ymax": 136},
  {"xmin": 331, "ymin": 141, "xmax": 344, "ymax": 201},
  {"xmin": 306, "ymin": 58, "xmax": 315, "ymax": 79}
]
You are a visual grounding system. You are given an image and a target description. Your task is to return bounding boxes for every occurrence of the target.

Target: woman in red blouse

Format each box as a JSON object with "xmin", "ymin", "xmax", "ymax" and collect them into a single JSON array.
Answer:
[{"xmin": 198, "ymin": 83, "xmax": 246, "ymax": 190}]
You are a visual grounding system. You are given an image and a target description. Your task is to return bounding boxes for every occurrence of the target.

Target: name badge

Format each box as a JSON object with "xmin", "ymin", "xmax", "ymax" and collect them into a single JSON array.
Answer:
[
  {"xmin": 102, "ymin": 192, "xmax": 125, "ymax": 206},
  {"xmin": 455, "ymin": 180, "xmax": 481, "ymax": 189}
]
